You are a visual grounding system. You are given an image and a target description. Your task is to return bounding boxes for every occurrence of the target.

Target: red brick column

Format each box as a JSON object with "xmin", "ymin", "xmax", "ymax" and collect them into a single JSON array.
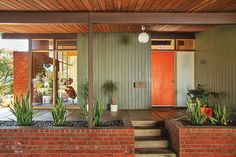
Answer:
[
  {"xmin": 0, "ymin": 128, "xmax": 135, "ymax": 157},
  {"xmin": 13, "ymin": 51, "xmax": 30, "ymax": 97}
]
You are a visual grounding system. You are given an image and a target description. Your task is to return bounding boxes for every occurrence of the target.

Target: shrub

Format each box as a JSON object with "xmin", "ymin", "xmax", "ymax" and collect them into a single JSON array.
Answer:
[
  {"xmin": 9, "ymin": 92, "xmax": 35, "ymax": 126},
  {"xmin": 187, "ymin": 84, "xmax": 220, "ymax": 107},
  {"xmin": 51, "ymin": 98, "xmax": 67, "ymax": 126}
]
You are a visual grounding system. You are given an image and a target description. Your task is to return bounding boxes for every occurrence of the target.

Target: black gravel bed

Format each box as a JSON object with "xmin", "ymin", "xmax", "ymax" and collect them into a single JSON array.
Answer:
[{"xmin": 0, "ymin": 120, "xmax": 123, "ymax": 127}]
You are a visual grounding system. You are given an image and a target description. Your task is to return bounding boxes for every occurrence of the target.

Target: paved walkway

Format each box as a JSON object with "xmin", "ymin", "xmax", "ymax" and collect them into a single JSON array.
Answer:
[{"xmin": 0, "ymin": 107, "xmax": 185, "ymax": 127}]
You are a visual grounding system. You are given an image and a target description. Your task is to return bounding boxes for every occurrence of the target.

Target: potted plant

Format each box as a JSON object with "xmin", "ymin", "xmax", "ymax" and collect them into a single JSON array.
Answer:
[
  {"xmin": 42, "ymin": 88, "xmax": 52, "ymax": 104},
  {"xmin": 187, "ymin": 84, "xmax": 220, "ymax": 117},
  {"xmin": 102, "ymin": 80, "xmax": 118, "ymax": 112}
]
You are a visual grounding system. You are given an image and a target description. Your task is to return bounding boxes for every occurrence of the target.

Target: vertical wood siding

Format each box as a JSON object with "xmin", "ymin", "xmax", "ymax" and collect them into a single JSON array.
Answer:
[
  {"xmin": 77, "ymin": 33, "xmax": 151, "ymax": 109},
  {"xmin": 195, "ymin": 25, "xmax": 236, "ymax": 111}
]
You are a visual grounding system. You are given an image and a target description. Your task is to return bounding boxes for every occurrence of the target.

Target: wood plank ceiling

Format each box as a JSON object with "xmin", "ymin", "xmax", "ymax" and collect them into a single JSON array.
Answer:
[
  {"xmin": 0, "ymin": 0, "xmax": 235, "ymax": 33},
  {"xmin": 0, "ymin": 0, "xmax": 235, "ymax": 12}
]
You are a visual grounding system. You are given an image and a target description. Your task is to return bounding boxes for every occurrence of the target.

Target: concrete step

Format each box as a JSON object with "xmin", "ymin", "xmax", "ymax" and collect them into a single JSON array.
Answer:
[
  {"xmin": 132, "ymin": 121, "xmax": 158, "ymax": 127},
  {"xmin": 135, "ymin": 148, "xmax": 176, "ymax": 157},
  {"xmin": 132, "ymin": 120, "xmax": 165, "ymax": 127},
  {"xmin": 134, "ymin": 126, "xmax": 164, "ymax": 137},
  {"xmin": 135, "ymin": 136, "xmax": 169, "ymax": 148}
]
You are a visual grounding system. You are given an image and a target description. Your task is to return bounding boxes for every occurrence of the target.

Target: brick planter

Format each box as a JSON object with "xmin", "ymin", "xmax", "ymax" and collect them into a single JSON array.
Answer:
[
  {"xmin": 0, "ymin": 127, "xmax": 135, "ymax": 157},
  {"xmin": 165, "ymin": 120, "xmax": 236, "ymax": 157}
]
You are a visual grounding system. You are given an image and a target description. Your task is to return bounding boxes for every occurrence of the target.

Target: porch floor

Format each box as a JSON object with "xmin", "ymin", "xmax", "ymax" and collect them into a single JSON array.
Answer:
[{"xmin": 0, "ymin": 108, "xmax": 184, "ymax": 127}]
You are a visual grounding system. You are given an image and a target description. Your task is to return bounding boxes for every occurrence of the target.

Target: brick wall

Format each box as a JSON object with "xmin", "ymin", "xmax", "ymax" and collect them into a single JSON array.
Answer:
[
  {"xmin": 165, "ymin": 120, "xmax": 236, "ymax": 157},
  {"xmin": 0, "ymin": 128, "xmax": 135, "ymax": 157},
  {"xmin": 165, "ymin": 119, "xmax": 180, "ymax": 154},
  {"xmin": 13, "ymin": 51, "xmax": 29, "ymax": 97}
]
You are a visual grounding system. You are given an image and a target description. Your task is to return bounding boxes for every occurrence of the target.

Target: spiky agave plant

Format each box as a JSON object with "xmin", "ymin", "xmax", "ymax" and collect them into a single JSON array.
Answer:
[
  {"xmin": 51, "ymin": 98, "xmax": 67, "ymax": 126},
  {"xmin": 80, "ymin": 99, "xmax": 104, "ymax": 127},
  {"xmin": 213, "ymin": 103, "xmax": 231, "ymax": 125},
  {"xmin": 81, "ymin": 80, "xmax": 88, "ymax": 103},
  {"xmin": 186, "ymin": 98, "xmax": 208, "ymax": 125},
  {"xmin": 80, "ymin": 101, "xmax": 89, "ymax": 125},
  {"xmin": 9, "ymin": 92, "xmax": 35, "ymax": 126},
  {"xmin": 93, "ymin": 99, "xmax": 104, "ymax": 126}
]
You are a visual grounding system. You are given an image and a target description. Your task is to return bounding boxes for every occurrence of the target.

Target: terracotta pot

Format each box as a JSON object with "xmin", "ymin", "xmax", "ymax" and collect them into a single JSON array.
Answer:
[{"xmin": 200, "ymin": 107, "xmax": 213, "ymax": 117}]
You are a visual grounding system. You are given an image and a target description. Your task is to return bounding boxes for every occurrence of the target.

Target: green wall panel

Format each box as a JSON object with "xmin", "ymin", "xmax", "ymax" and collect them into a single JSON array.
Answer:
[
  {"xmin": 77, "ymin": 33, "xmax": 151, "ymax": 109},
  {"xmin": 195, "ymin": 25, "xmax": 236, "ymax": 111}
]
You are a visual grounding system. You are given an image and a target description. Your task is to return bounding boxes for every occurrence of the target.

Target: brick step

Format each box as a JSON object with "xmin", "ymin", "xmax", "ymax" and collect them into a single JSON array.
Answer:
[
  {"xmin": 135, "ymin": 136, "xmax": 169, "ymax": 148},
  {"xmin": 134, "ymin": 126, "xmax": 166, "ymax": 137},
  {"xmin": 135, "ymin": 148, "xmax": 176, "ymax": 157}
]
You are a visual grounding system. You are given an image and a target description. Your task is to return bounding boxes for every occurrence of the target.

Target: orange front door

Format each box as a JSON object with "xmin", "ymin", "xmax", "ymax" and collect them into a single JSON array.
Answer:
[{"xmin": 151, "ymin": 51, "xmax": 175, "ymax": 106}]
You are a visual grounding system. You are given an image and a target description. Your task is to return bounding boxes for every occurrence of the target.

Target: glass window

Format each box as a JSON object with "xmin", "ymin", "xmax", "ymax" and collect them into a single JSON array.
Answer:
[
  {"xmin": 56, "ymin": 39, "xmax": 78, "ymax": 106},
  {"xmin": 0, "ymin": 39, "xmax": 28, "ymax": 51},
  {"xmin": 32, "ymin": 51, "xmax": 53, "ymax": 106},
  {"xmin": 31, "ymin": 39, "xmax": 77, "ymax": 107},
  {"xmin": 176, "ymin": 51, "xmax": 195, "ymax": 107}
]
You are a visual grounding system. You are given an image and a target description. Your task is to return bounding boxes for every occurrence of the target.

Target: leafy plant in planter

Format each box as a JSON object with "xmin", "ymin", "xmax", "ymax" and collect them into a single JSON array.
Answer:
[
  {"xmin": 9, "ymin": 92, "xmax": 35, "ymax": 126},
  {"xmin": 102, "ymin": 80, "xmax": 118, "ymax": 112},
  {"xmin": 186, "ymin": 98, "xmax": 208, "ymax": 125},
  {"xmin": 176, "ymin": 98, "xmax": 216, "ymax": 125},
  {"xmin": 187, "ymin": 84, "xmax": 220, "ymax": 116},
  {"xmin": 51, "ymin": 98, "xmax": 67, "ymax": 126},
  {"xmin": 80, "ymin": 99, "xmax": 104, "ymax": 126}
]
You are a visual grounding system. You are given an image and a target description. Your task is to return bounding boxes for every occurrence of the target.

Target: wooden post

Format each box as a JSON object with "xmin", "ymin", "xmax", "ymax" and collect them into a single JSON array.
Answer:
[
  {"xmin": 53, "ymin": 39, "xmax": 57, "ymax": 106},
  {"xmin": 88, "ymin": 12, "xmax": 93, "ymax": 128},
  {"xmin": 28, "ymin": 39, "xmax": 32, "ymax": 104}
]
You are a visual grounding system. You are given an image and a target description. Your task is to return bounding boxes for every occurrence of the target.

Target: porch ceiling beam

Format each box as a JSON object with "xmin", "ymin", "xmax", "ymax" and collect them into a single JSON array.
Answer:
[
  {"xmin": 0, "ymin": 12, "xmax": 88, "ymax": 24},
  {"xmin": 2, "ymin": 33, "xmax": 77, "ymax": 39},
  {"xmin": 93, "ymin": 13, "xmax": 236, "ymax": 24},
  {"xmin": 0, "ymin": 12, "xmax": 235, "ymax": 24}
]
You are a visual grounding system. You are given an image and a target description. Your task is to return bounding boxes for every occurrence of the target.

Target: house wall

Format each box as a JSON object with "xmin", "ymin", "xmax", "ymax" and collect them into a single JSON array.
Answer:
[
  {"xmin": 77, "ymin": 33, "xmax": 151, "ymax": 109},
  {"xmin": 13, "ymin": 51, "xmax": 29, "ymax": 97},
  {"xmin": 195, "ymin": 25, "xmax": 236, "ymax": 111}
]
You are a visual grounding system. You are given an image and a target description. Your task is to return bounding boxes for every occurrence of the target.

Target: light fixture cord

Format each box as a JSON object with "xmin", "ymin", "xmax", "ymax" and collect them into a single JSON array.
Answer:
[{"xmin": 141, "ymin": 26, "xmax": 145, "ymax": 32}]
